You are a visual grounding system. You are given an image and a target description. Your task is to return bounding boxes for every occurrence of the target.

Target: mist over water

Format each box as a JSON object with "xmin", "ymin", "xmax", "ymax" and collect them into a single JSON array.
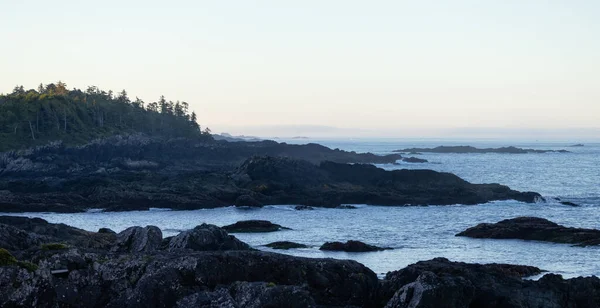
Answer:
[{"xmin": 5, "ymin": 139, "xmax": 600, "ymax": 278}]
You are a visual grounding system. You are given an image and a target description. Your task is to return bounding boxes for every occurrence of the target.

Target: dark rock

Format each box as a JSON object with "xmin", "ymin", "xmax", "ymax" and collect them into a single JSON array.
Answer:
[
  {"xmin": 570, "ymin": 144, "xmax": 585, "ymax": 147},
  {"xmin": 235, "ymin": 194, "xmax": 263, "ymax": 207},
  {"xmin": 402, "ymin": 157, "xmax": 428, "ymax": 163},
  {"xmin": 457, "ymin": 217, "xmax": 600, "ymax": 246},
  {"xmin": 294, "ymin": 205, "xmax": 315, "ymax": 210},
  {"xmin": 97, "ymin": 228, "xmax": 116, "ymax": 234},
  {"xmin": 320, "ymin": 240, "xmax": 391, "ymax": 252},
  {"xmin": 222, "ymin": 220, "xmax": 290, "ymax": 233},
  {"xmin": 111, "ymin": 226, "xmax": 163, "ymax": 253},
  {"xmin": 336, "ymin": 205, "xmax": 357, "ymax": 209},
  {"xmin": 167, "ymin": 224, "xmax": 252, "ymax": 251},
  {"xmin": 560, "ymin": 201, "xmax": 580, "ymax": 207},
  {"xmin": 380, "ymin": 257, "xmax": 600, "ymax": 308},
  {"xmin": 395, "ymin": 145, "xmax": 570, "ymax": 154},
  {"xmin": 265, "ymin": 241, "xmax": 309, "ymax": 250}
]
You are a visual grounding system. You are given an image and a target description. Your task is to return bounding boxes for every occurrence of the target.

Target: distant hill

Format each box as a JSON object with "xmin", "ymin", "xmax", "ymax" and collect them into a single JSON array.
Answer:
[{"xmin": 0, "ymin": 82, "xmax": 209, "ymax": 151}]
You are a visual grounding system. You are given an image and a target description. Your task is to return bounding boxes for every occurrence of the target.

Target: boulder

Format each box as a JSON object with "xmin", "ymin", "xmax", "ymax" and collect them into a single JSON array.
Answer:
[
  {"xmin": 111, "ymin": 226, "xmax": 163, "ymax": 253},
  {"xmin": 222, "ymin": 220, "xmax": 290, "ymax": 233},
  {"xmin": 167, "ymin": 224, "xmax": 252, "ymax": 251},
  {"xmin": 457, "ymin": 217, "xmax": 600, "ymax": 246},
  {"xmin": 98, "ymin": 228, "xmax": 116, "ymax": 234},
  {"xmin": 320, "ymin": 240, "xmax": 391, "ymax": 252}
]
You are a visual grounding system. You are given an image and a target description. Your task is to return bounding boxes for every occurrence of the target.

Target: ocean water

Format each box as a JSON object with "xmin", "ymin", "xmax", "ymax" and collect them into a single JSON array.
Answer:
[{"xmin": 3, "ymin": 139, "xmax": 600, "ymax": 278}]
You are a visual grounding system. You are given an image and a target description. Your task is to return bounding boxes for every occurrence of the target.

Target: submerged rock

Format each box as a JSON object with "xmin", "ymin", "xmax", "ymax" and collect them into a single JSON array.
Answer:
[
  {"xmin": 336, "ymin": 205, "xmax": 357, "ymax": 209},
  {"xmin": 222, "ymin": 220, "xmax": 290, "ymax": 233},
  {"xmin": 265, "ymin": 241, "xmax": 309, "ymax": 250},
  {"xmin": 294, "ymin": 205, "xmax": 315, "ymax": 210},
  {"xmin": 167, "ymin": 224, "xmax": 252, "ymax": 251},
  {"xmin": 560, "ymin": 201, "xmax": 580, "ymax": 207},
  {"xmin": 457, "ymin": 217, "xmax": 600, "ymax": 246},
  {"xmin": 320, "ymin": 240, "xmax": 391, "ymax": 252}
]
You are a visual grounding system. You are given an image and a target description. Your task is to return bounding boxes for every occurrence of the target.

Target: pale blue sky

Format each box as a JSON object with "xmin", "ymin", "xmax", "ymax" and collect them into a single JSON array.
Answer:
[{"xmin": 2, "ymin": 1, "xmax": 599, "ymax": 137}]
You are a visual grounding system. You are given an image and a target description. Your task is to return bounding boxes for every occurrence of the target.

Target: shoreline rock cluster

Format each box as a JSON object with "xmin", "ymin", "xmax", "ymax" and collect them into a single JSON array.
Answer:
[
  {"xmin": 457, "ymin": 216, "xmax": 600, "ymax": 246},
  {"xmin": 1, "ymin": 216, "xmax": 599, "ymax": 307}
]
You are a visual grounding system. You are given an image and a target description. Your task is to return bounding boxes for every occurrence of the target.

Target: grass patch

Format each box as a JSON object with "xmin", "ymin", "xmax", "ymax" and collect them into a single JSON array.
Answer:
[
  {"xmin": 0, "ymin": 248, "xmax": 17, "ymax": 266},
  {"xmin": 17, "ymin": 261, "xmax": 38, "ymax": 272}
]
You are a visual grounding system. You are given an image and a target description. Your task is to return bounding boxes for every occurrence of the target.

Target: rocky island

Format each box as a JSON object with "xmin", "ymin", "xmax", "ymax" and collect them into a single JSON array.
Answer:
[
  {"xmin": 1, "ymin": 216, "xmax": 599, "ymax": 307},
  {"xmin": 457, "ymin": 217, "xmax": 600, "ymax": 246},
  {"xmin": 394, "ymin": 145, "xmax": 570, "ymax": 154}
]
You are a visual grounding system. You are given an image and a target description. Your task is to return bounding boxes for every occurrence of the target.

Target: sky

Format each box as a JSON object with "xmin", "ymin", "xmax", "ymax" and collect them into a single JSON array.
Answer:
[{"xmin": 1, "ymin": 1, "xmax": 599, "ymax": 138}]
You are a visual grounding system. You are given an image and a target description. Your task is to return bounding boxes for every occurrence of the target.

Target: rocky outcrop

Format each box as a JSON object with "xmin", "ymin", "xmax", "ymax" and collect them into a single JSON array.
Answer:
[
  {"xmin": 265, "ymin": 241, "xmax": 309, "ymax": 250},
  {"xmin": 395, "ymin": 145, "xmax": 570, "ymax": 154},
  {"xmin": 0, "ymin": 218, "xmax": 378, "ymax": 308},
  {"xmin": 233, "ymin": 156, "xmax": 542, "ymax": 207},
  {"xmin": 167, "ymin": 224, "xmax": 252, "ymax": 251},
  {"xmin": 456, "ymin": 217, "xmax": 600, "ymax": 246},
  {"xmin": 0, "ymin": 216, "xmax": 115, "ymax": 252},
  {"xmin": 111, "ymin": 226, "xmax": 163, "ymax": 253},
  {"xmin": 320, "ymin": 240, "xmax": 391, "ymax": 252},
  {"xmin": 0, "ymin": 143, "xmax": 541, "ymax": 212},
  {"xmin": 380, "ymin": 258, "xmax": 600, "ymax": 308},
  {"xmin": 222, "ymin": 220, "xmax": 290, "ymax": 233}
]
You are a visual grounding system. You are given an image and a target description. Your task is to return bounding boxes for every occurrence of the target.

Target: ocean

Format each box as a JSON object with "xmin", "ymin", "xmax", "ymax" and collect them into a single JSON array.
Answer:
[{"xmin": 4, "ymin": 139, "xmax": 600, "ymax": 278}]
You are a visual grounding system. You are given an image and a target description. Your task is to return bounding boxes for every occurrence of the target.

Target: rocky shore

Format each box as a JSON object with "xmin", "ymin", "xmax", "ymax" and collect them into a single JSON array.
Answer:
[
  {"xmin": 0, "ymin": 136, "xmax": 542, "ymax": 213},
  {"xmin": 1, "ymin": 216, "xmax": 599, "ymax": 307},
  {"xmin": 457, "ymin": 217, "xmax": 600, "ymax": 246}
]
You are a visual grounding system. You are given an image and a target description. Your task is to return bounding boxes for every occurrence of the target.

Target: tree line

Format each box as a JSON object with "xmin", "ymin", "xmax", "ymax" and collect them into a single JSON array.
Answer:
[{"xmin": 0, "ymin": 82, "xmax": 210, "ymax": 151}]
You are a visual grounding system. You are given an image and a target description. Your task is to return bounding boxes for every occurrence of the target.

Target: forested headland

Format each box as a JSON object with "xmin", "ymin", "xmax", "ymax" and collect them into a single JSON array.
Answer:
[{"xmin": 0, "ymin": 82, "xmax": 209, "ymax": 151}]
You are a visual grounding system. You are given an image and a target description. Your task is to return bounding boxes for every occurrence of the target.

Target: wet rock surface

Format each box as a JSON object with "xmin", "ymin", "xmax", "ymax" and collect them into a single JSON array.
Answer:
[{"xmin": 457, "ymin": 216, "xmax": 600, "ymax": 246}]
